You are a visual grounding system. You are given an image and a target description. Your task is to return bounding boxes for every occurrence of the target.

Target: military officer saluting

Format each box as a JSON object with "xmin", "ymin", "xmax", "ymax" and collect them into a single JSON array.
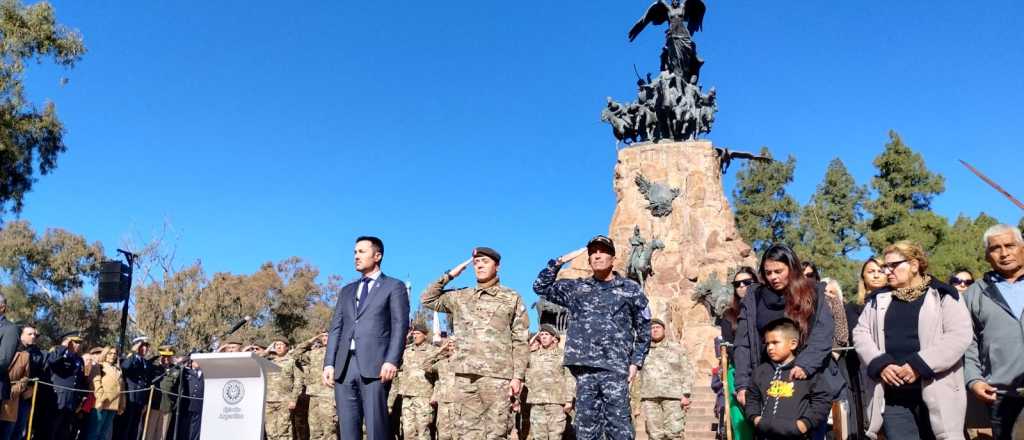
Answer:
[
  {"xmin": 533, "ymin": 236, "xmax": 652, "ymax": 440},
  {"xmin": 423, "ymin": 337, "xmax": 456, "ymax": 440},
  {"xmin": 637, "ymin": 319, "xmax": 693, "ymax": 440},
  {"xmin": 397, "ymin": 323, "xmax": 438, "ymax": 440},
  {"xmin": 294, "ymin": 332, "xmax": 338, "ymax": 440},
  {"xmin": 525, "ymin": 324, "xmax": 575, "ymax": 440},
  {"xmin": 264, "ymin": 337, "xmax": 302, "ymax": 440},
  {"xmin": 421, "ymin": 246, "xmax": 530, "ymax": 440}
]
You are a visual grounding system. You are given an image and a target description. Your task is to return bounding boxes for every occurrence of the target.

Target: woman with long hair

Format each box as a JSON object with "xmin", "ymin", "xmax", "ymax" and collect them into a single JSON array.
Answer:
[
  {"xmin": 717, "ymin": 266, "xmax": 758, "ymax": 440},
  {"xmin": 733, "ymin": 244, "xmax": 836, "ymax": 412},
  {"xmin": 721, "ymin": 266, "xmax": 758, "ymax": 348},
  {"xmin": 856, "ymin": 257, "xmax": 887, "ymax": 305},
  {"xmin": 86, "ymin": 347, "xmax": 123, "ymax": 440},
  {"xmin": 853, "ymin": 241, "xmax": 972, "ymax": 439}
]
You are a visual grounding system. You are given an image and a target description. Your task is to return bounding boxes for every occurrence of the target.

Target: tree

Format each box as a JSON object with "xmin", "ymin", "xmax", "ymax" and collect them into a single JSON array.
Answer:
[
  {"xmin": 794, "ymin": 158, "xmax": 868, "ymax": 296},
  {"xmin": 733, "ymin": 147, "xmax": 799, "ymax": 253},
  {"xmin": 0, "ymin": 0, "xmax": 86, "ymax": 218},
  {"xmin": 929, "ymin": 213, "xmax": 999, "ymax": 280},
  {"xmin": 866, "ymin": 130, "xmax": 947, "ymax": 251},
  {"xmin": 0, "ymin": 220, "xmax": 115, "ymax": 346}
]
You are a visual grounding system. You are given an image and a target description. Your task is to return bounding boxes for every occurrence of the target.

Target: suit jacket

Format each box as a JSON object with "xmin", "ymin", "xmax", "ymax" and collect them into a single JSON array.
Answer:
[
  {"xmin": 184, "ymin": 367, "xmax": 204, "ymax": 413},
  {"xmin": 325, "ymin": 273, "xmax": 410, "ymax": 379},
  {"xmin": 0, "ymin": 317, "xmax": 20, "ymax": 401},
  {"xmin": 121, "ymin": 353, "xmax": 151, "ymax": 404}
]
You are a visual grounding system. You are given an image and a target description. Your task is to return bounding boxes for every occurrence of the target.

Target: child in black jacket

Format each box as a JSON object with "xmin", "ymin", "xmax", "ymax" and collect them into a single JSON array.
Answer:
[{"xmin": 744, "ymin": 318, "xmax": 831, "ymax": 439}]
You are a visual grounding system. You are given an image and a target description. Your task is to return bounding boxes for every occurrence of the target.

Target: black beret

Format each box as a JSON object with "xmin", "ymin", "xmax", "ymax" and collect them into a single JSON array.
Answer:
[{"xmin": 473, "ymin": 247, "xmax": 501, "ymax": 263}]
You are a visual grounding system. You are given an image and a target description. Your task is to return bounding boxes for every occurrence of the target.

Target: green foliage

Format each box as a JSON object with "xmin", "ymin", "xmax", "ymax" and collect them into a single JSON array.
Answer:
[
  {"xmin": 733, "ymin": 147, "xmax": 799, "ymax": 253},
  {"xmin": 0, "ymin": 0, "xmax": 86, "ymax": 218},
  {"xmin": 929, "ymin": 213, "xmax": 999, "ymax": 280},
  {"xmin": 865, "ymin": 130, "xmax": 946, "ymax": 252},
  {"xmin": 793, "ymin": 158, "xmax": 868, "ymax": 295}
]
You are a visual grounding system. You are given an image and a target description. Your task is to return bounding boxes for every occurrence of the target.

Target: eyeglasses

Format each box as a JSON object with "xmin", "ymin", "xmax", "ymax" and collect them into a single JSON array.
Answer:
[
  {"xmin": 732, "ymin": 279, "xmax": 754, "ymax": 288},
  {"xmin": 880, "ymin": 260, "xmax": 908, "ymax": 273},
  {"xmin": 950, "ymin": 277, "xmax": 974, "ymax": 287}
]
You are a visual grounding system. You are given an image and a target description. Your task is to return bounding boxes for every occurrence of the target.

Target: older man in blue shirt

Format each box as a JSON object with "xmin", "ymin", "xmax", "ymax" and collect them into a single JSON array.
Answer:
[{"xmin": 964, "ymin": 224, "xmax": 1024, "ymax": 440}]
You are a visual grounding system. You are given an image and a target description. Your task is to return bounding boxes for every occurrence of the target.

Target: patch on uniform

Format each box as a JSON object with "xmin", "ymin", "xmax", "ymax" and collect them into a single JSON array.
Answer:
[{"xmin": 766, "ymin": 380, "xmax": 794, "ymax": 399}]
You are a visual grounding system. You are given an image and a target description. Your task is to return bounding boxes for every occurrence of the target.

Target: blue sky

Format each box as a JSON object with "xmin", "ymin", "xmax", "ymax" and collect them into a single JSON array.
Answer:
[{"xmin": 15, "ymin": 1, "xmax": 1024, "ymax": 328}]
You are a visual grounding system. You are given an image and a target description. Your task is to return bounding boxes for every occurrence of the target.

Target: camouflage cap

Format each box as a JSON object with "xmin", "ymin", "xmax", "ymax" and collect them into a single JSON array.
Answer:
[
  {"xmin": 586, "ymin": 235, "xmax": 616, "ymax": 255},
  {"xmin": 538, "ymin": 324, "xmax": 560, "ymax": 338},
  {"xmin": 411, "ymin": 322, "xmax": 429, "ymax": 334},
  {"xmin": 473, "ymin": 247, "xmax": 501, "ymax": 263},
  {"xmin": 651, "ymin": 318, "xmax": 667, "ymax": 328}
]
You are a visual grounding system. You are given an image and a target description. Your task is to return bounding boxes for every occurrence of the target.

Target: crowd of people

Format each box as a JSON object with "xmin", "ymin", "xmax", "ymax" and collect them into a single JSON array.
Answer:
[
  {"xmin": 0, "ymin": 222, "xmax": 1018, "ymax": 440},
  {"xmin": 714, "ymin": 223, "xmax": 1024, "ymax": 440}
]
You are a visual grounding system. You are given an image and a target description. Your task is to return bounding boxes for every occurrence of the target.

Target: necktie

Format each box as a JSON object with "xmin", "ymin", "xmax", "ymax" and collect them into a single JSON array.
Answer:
[{"xmin": 356, "ymin": 277, "xmax": 371, "ymax": 310}]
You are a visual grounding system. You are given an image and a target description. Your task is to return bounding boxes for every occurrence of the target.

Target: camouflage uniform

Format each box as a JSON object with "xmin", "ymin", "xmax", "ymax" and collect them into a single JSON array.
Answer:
[
  {"xmin": 421, "ymin": 274, "xmax": 530, "ymax": 440},
  {"xmin": 637, "ymin": 338, "xmax": 693, "ymax": 440},
  {"xmin": 424, "ymin": 346, "xmax": 456, "ymax": 440},
  {"xmin": 398, "ymin": 341, "xmax": 438, "ymax": 440},
  {"xmin": 265, "ymin": 354, "xmax": 303, "ymax": 440},
  {"xmin": 533, "ymin": 260, "xmax": 652, "ymax": 440},
  {"xmin": 525, "ymin": 345, "xmax": 575, "ymax": 440},
  {"xmin": 297, "ymin": 344, "xmax": 339, "ymax": 440}
]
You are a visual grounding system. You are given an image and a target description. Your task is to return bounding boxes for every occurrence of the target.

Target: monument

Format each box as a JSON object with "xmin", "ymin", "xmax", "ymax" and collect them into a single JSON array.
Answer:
[{"xmin": 566, "ymin": 2, "xmax": 764, "ymax": 436}]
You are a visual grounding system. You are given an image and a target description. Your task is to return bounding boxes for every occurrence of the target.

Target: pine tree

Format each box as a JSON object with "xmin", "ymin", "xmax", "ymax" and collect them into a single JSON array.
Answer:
[
  {"xmin": 866, "ymin": 130, "xmax": 947, "ymax": 251},
  {"xmin": 733, "ymin": 147, "xmax": 799, "ymax": 253},
  {"xmin": 930, "ymin": 213, "xmax": 999, "ymax": 279},
  {"xmin": 794, "ymin": 158, "xmax": 868, "ymax": 296}
]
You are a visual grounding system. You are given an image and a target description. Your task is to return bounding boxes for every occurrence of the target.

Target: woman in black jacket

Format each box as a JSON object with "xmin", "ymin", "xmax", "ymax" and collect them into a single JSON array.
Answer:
[{"xmin": 733, "ymin": 244, "xmax": 836, "ymax": 413}]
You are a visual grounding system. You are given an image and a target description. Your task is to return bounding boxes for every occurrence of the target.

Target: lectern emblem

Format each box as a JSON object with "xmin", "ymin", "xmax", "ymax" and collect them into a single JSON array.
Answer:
[{"xmin": 222, "ymin": 380, "xmax": 245, "ymax": 405}]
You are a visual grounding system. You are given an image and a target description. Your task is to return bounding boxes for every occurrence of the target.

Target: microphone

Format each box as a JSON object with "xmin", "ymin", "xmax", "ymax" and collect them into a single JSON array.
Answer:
[{"xmin": 224, "ymin": 316, "xmax": 252, "ymax": 337}]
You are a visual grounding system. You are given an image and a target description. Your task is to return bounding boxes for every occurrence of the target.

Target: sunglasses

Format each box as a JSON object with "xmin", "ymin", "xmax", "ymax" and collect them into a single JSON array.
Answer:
[
  {"xmin": 881, "ymin": 260, "xmax": 908, "ymax": 272},
  {"xmin": 950, "ymin": 277, "xmax": 974, "ymax": 287},
  {"xmin": 732, "ymin": 279, "xmax": 754, "ymax": 288}
]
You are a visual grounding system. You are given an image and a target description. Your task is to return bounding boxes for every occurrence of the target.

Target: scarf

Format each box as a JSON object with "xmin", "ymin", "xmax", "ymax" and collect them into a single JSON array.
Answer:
[{"xmin": 891, "ymin": 275, "xmax": 932, "ymax": 302}]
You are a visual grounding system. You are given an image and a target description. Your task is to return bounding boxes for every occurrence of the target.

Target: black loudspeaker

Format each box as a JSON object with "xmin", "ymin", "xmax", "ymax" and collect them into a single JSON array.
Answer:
[{"xmin": 98, "ymin": 260, "xmax": 130, "ymax": 303}]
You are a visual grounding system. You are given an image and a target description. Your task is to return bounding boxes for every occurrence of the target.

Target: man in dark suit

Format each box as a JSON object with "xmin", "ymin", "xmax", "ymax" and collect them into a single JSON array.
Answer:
[
  {"xmin": 0, "ymin": 295, "xmax": 20, "ymax": 402},
  {"xmin": 323, "ymin": 236, "xmax": 410, "ymax": 440},
  {"xmin": 117, "ymin": 337, "xmax": 152, "ymax": 440}
]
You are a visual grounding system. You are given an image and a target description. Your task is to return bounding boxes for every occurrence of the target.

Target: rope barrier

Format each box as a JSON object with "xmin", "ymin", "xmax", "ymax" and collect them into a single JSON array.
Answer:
[{"xmin": 17, "ymin": 378, "xmax": 204, "ymax": 400}]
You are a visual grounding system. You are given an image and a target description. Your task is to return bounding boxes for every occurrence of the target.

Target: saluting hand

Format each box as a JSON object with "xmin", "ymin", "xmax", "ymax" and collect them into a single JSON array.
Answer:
[
  {"xmin": 557, "ymin": 247, "xmax": 588, "ymax": 265},
  {"xmin": 447, "ymin": 258, "xmax": 473, "ymax": 279}
]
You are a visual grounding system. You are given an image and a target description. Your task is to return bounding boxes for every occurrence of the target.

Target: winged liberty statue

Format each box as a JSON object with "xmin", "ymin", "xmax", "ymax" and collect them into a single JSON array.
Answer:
[{"xmin": 628, "ymin": 0, "xmax": 707, "ymax": 82}]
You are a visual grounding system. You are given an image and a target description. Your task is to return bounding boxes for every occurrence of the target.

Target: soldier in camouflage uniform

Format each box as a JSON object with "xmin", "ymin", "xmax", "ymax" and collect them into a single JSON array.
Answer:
[
  {"xmin": 295, "ymin": 332, "xmax": 339, "ymax": 440},
  {"xmin": 421, "ymin": 247, "xmax": 530, "ymax": 440},
  {"xmin": 533, "ymin": 236, "xmax": 652, "ymax": 440},
  {"xmin": 637, "ymin": 319, "xmax": 693, "ymax": 440},
  {"xmin": 398, "ymin": 323, "xmax": 438, "ymax": 440},
  {"xmin": 424, "ymin": 338, "xmax": 456, "ymax": 440},
  {"xmin": 265, "ymin": 338, "xmax": 303, "ymax": 440},
  {"xmin": 525, "ymin": 325, "xmax": 575, "ymax": 440}
]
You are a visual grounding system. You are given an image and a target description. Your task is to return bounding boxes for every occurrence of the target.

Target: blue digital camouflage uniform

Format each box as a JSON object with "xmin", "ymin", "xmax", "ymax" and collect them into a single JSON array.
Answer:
[{"xmin": 533, "ymin": 259, "xmax": 652, "ymax": 440}]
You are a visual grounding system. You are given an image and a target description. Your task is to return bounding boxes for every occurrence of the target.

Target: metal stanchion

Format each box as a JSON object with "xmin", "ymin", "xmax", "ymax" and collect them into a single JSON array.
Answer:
[
  {"xmin": 721, "ymin": 344, "xmax": 733, "ymax": 440},
  {"xmin": 26, "ymin": 379, "xmax": 38, "ymax": 440},
  {"xmin": 142, "ymin": 385, "xmax": 155, "ymax": 440}
]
